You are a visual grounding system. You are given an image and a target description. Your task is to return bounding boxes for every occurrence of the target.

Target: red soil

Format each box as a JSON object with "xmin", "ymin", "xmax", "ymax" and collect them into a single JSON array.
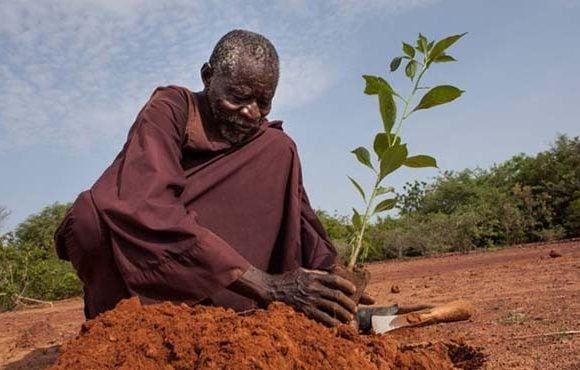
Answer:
[
  {"xmin": 1, "ymin": 240, "xmax": 578, "ymax": 369},
  {"xmin": 47, "ymin": 298, "xmax": 482, "ymax": 370}
]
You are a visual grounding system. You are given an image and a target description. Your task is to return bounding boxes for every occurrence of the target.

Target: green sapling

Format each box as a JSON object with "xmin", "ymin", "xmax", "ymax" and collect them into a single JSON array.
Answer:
[{"xmin": 347, "ymin": 32, "xmax": 467, "ymax": 269}]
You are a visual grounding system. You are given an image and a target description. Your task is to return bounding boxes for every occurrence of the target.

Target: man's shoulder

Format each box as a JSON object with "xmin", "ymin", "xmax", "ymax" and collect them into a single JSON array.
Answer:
[
  {"xmin": 262, "ymin": 122, "xmax": 298, "ymax": 151},
  {"xmin": 148, "ymin": 85, "xmax": 192, "ymax": 105}
]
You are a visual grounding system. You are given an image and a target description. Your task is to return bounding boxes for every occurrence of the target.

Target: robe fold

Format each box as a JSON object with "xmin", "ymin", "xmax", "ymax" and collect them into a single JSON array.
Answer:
[{"xmin": 55, "ymin": 85, "xmax": 338, "ymax": 318}]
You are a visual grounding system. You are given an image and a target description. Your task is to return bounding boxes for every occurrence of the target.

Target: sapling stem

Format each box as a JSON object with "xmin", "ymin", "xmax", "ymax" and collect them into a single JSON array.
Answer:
[
  {"xmin": 347, "ymin": 178, "xmax": 380, "ymax": 269},
  {"xmin": 346, "ymin": 32, "xmax": 466, "ymax": 269},
  {"xmin": 394, "ymin": 63, "xmax": 428, "ymax": 140},
  {"xmin": 347, "ymin": 65, "xmax": 427, "ymax": 270}
]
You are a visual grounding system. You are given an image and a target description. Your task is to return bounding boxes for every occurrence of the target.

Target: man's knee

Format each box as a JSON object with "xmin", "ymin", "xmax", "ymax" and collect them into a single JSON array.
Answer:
[
  {"xmin": 54, "ymin": 191, "xmax": 130, "ymax": 318},
  {"xmin": 54, "ymin": 191, "xmax": 107, "ymax": 278}
]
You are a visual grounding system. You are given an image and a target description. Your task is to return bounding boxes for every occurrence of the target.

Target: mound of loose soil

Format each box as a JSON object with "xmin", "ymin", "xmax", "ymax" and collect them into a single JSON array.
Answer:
[{"xmin": 49, "ymin": 298, "xmax": 483, "ymax": 370}]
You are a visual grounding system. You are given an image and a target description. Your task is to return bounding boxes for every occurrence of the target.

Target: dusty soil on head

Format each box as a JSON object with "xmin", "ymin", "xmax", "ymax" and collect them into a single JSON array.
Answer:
[{"xmin": 1, "ymin": 240, "xmax": 578, "ymax": 369}]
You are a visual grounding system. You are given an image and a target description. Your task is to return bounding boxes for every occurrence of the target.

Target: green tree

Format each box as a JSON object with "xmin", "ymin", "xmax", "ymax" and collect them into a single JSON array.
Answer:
[
  {"xmin": 1, "ymin": 203, "xmax": 81, "ymax": 311},
  {"xmin": 392, "ymin": 135, "xmax": 579, "ymax": 252},
  {"xmin": 396, "ymin": 180, "xmax": 428, "ymax": 215},
  {"xmin": 565, "ymin": 197, "xmax": 580, "ymax": 235},
  {"xmin": 489, "ymin": 135, "xmax": 580, "ymax": 237},
  {"xmin": 13, "ymin": 202, "xmax": 71, "ymax": 253}
]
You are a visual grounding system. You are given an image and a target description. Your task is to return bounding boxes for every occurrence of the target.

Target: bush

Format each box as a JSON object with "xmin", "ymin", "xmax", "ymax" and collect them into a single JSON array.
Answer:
[
  {"xmin": 0, "ymin": 203, "xmax": 82, "ymax": 311},
  {"xmin": 0, "ymin": 242, "xmax": 82, "ymax": 311},
  {"xmin": 564, "ymin": 196, "xmax": 580, "ymax": 235},
  {"xmin": 316, "ymin": 210, "xmax": 355, "ymax": 262},
  {"xmin": 375, "ymin": 212, "xmax": 477, "ymax": 258},
  {"xmin": 317, "ymin": 211, "xmax": 395, "ymax": 263},
  {"xmin": 493, "ymin": 135, "xmax": 580, "ymax": 237}
]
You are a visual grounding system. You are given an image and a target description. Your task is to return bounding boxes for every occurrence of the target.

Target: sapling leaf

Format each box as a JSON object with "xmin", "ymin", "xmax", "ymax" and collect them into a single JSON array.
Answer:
[
  {"xmin": 374, "ymin": 133, "xmax": 401, "ymax": 158},
  {"xmin": 379, "ymin": 144, "xmax": 408, "ymax": 181},
  {"xmin": 378, "ymin": 89, "xmax": 396, "ymax": 134},
  {"xmin": 405, "ymin": 60, "xmax": 417, "ymax": 81},
  {"xmin": 433, "ymin": 54, "xmax": 457, "ymax": 63},
  {"xmin": 376, "ymin": 186, "xmax": 395, "ymax": 195},
  {"xmin": 348, "ymin": 176, "xmax": 366, "ymax": 202},
  {"xmin": 428, "ymin": 33, "xmax": 467, "ymax": 63},
  {"xmin": 348, "ymin": 31, "xmax": 465, "ymax": 269},
  {"xmin": 352, "ymin": 147, "xmax": 375, "ymax": 170},
  {"xmin": 373, "ymin": 133, "xmax": 389, "ymax": 158},
  {"xmin": 352, "ymin": 208, "xmax": 362, "ymax": 230},
  {"xmin": 404, "ymin": 155, "xmax": 438, "ymax": 168},
  {"xmin": 417, "ymin": 33, "xmax": 428, "ymax": 54},
  {"xmin": 402, "ymin": 42, "xmax": 415, "ymax": 58},
  {"xmin": 390, "ymin": 56, "xmax": 403, "ymax": 72},
  {"xmin": 374, "ymin": 198, "xmax": 397, "ymax": 214},
  {"xmin": 413, "ymin": 85, "xmax": 464, "ymax": 112},
  {"xmin": 362, "ymin": 75, "xmax": 399, "ymax": 97}
]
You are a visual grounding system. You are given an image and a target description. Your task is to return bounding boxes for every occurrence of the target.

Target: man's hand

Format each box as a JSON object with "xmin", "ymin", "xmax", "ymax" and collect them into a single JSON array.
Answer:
[
  {"xmin": 268, "ymin": 267, "xmax": 357, "ymax": 327},
  {"xmin": 230, "ymin": 266, "xmax": 358, "ymax": 327},
  {"xmin": 359, "ymin": 291, "xmax": 376, "ymax": 305}
]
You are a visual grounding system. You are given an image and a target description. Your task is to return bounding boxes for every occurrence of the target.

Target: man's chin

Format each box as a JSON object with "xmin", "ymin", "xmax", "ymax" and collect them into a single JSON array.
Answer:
[{"xmin": 218, "ymin": 122, "xmax": 259, "ymax": 145}]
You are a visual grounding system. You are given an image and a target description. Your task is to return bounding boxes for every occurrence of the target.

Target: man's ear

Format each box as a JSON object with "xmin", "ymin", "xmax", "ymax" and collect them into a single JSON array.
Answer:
[{"xmin": 201, "ymin": 62, "xmax": 213, "ymax": 89}]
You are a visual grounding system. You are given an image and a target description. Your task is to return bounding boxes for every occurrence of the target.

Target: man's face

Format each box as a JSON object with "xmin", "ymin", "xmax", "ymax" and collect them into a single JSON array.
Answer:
[{"xmin": 205, "ymin": 59, "xmax": 277, "ymax": 144}]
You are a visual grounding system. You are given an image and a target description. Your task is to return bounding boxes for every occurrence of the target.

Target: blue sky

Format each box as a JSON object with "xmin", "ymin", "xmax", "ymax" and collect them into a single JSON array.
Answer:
[{"xmin": 1, "ymin": 0, "xmax": 579, "ymax": 231}]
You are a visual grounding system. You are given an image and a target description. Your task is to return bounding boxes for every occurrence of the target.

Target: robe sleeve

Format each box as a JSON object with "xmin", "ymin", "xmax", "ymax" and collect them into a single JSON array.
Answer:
[
  {"xmin": 91, "ymin": 87, "xmax": 250, "ymax": 304},
  {"xmin": 299, "ymin": 183, "xmax": 339, "ymax": 270}
]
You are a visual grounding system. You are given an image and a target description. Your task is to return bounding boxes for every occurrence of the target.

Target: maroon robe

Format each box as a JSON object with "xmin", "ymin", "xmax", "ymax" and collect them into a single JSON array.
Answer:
[{"xmin": 55, "ymin": 86, "xmax": 338, "ymax": 318}]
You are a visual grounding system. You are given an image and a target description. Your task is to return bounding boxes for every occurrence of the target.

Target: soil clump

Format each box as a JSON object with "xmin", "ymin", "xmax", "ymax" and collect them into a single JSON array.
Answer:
[
  {"xmin": 49, "ymin": 297, "xmax": 483, "ymax": 370},
  {"xmin": 331, "ymin": 264, "xmax": 371, "ymax": 303},
  {"xmin": 548, "ymin": 249, "xmax": 562, "ymax": 258}
]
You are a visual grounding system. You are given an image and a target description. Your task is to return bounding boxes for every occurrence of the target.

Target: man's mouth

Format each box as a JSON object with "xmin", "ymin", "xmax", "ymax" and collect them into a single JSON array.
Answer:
[
  {"xmin": 222, "ymin": 114, "xmax": 260, "ymax": 132},
  {"xmin": 217, "ymin": 114, "xmax": 261, "ymax": 144},
  {"xmin": 208, "ymin": 100, "xmax": 262, "ymax": 143}
]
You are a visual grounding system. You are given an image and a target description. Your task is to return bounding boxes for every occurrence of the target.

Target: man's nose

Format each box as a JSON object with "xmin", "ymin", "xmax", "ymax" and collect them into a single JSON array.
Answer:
[{"xmin": 240, "ymin": 102, "xmax": 261, "ymax": 121}]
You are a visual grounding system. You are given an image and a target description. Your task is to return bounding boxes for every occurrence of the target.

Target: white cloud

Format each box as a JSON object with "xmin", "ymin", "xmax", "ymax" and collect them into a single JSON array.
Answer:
[
  {"xmin": 0, "ymin": 1, "xmax": 208, "ymax": 151},
  {"xmin": 335, "ymin": 0, "xmax": 439, "ymax": 15},
  {"xmin": 0, "ymin": 0, "xmax": 437, "ymax": 152},
  {"xmin": 274, "ymin": 54, "xmax": 338, "ymax": 113}
]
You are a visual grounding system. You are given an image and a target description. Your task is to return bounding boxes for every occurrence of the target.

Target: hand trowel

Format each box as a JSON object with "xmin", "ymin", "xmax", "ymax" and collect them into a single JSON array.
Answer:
[
  {"xmin": 371, "ymin": 300, "xmax": 473, "ymax": 334},
  {"xmin": 357, "ymin": 300, "xmax": 473, "ymax": 334}
]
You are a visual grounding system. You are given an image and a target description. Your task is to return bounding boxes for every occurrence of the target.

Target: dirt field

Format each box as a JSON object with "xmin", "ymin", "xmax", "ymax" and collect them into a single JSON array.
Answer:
[{"xmin": 1, "ymin": 241, "xmax": 578, "ymax": 369}]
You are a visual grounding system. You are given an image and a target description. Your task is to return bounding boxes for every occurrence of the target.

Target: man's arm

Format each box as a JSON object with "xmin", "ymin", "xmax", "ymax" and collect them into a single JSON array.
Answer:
[{"xmin": 91, "ymin": 87, "xmax": 251, "ymax": 304}]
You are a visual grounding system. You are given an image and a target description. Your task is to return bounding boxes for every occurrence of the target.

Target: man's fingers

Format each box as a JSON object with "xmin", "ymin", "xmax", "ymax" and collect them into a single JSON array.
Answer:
[
  {"xmin": 317, "ymin": 285, "xmax": 357, "ymax": 314},
  {"xmin": 314, "ymin": 298, "xmax": 354, "ymax": 323},
  {"xmin": 359, "ymin": 291, "xmax": 376, "ymax": 305},
  {"xmin": 317, "ymin": 273, "xmax": 356, "ymax": 296},
  {"xmin": 302, "ymin": 267, "xmax": 327, "ymax": 276},
  {"xmin": 302, "ymin": 305, "xmax": 341, "ymax": 327}
]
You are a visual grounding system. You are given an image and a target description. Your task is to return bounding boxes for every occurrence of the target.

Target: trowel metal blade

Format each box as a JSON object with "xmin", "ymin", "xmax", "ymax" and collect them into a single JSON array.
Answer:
[
  {"xmin": 355, "ymin": 305, "xmax": 399, "ymax": 333},
  {"xmin": 371, "ymin": 314, "xmax": 410, "ymax": 334}
]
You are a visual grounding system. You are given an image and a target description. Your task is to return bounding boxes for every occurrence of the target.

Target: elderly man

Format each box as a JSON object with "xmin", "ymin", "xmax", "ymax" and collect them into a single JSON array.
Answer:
[{"xmin": 55, "ymin": 30, "xmax": 372, "ymax": 327}]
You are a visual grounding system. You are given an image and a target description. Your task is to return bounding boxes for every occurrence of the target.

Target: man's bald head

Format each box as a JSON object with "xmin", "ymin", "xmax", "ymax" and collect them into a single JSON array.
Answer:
[{"xmin": 208, "ymin": 30, "xmax": 279, "ymax": 80}]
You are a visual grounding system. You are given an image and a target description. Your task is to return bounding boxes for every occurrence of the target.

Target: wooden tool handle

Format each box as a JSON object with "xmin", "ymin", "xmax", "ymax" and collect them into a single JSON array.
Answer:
[{"xmin": 417, "ymin": 300, "xmax": 474, "ymax": 325}]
